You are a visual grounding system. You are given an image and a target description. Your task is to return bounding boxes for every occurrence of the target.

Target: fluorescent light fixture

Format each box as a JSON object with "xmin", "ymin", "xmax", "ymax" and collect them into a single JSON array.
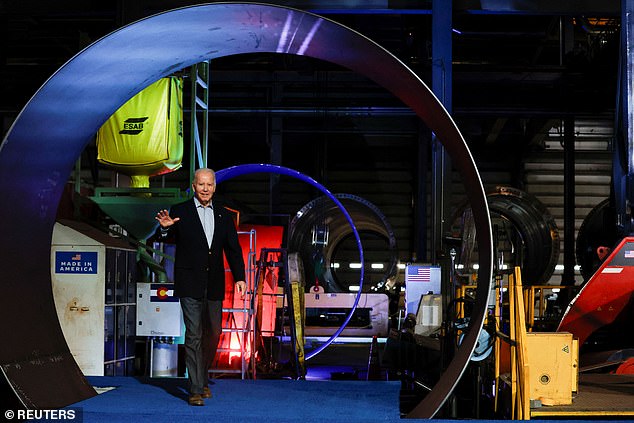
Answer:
[
  {"xmin": 371, "ymin": 263, "xmax": 384, "ymax": 269},
  {"xmin": 349, "ymin": 263, "xmax": 362, "ymax": 269},
  {"xmin": 554, "ymin": 264, "xmax": 582, "ymax": 271}
]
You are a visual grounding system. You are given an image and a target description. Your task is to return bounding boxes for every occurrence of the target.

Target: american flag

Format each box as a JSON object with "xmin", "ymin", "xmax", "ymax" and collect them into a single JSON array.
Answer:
[
  {"xmin": 407, "ymin": 266, "xmax": 431, "ymax": 283},
  {"xmin": 625, "ymin": 250, "xmax": 634, "ymax": 259}
]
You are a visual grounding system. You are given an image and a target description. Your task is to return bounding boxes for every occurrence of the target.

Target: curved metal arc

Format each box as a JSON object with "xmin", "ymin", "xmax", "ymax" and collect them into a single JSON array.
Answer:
[
  {"xmin": 216, "ymin": 163, "xmax": 364, "ymax": 360},
  {"xmin": 0, "ymin": 3, "xmax": 492, "ymax": 416}
]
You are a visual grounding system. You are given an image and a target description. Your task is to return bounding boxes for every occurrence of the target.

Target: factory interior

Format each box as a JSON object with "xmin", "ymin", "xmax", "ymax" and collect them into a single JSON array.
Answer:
[{"xmin": 1, "ymin": 1, "xmax": 634, "ymax": 421}]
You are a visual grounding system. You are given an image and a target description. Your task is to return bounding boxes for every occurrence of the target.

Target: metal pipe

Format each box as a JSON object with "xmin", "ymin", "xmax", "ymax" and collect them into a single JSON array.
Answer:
[{"xmin": 562, "ymin": 117, "xmax": 576, "ymax": 285}]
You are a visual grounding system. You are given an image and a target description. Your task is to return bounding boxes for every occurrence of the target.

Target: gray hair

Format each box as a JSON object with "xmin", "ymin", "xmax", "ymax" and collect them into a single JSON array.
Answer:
[{"xmin": 193, "ymin": 167, "xmax": 216, "ymax": 183}]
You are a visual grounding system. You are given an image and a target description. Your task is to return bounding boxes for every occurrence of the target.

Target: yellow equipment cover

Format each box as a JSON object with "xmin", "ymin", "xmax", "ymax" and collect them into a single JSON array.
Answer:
[{"xmin": 96, "ymin": 77, "xmax": 183, "ymax": 187}]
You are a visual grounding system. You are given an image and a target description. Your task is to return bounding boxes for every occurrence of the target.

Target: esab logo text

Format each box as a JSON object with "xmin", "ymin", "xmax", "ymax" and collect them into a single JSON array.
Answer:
[{"xmin": 119, "ymin": 117, "xmax": 149, "ymax": 135}]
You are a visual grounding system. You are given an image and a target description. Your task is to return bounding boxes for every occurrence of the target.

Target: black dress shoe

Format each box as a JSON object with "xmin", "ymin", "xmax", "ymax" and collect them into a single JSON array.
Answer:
[
  {"xmin": 202, "ymin": 386, "xmax": 212, "ymax": 398},
  {"xmin": 188, "ymin": 393, "xmax": 204, "ymax": 406}
]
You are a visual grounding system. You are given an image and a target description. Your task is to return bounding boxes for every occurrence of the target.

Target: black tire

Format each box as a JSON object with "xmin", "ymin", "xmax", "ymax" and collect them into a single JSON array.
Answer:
[{"xmin": 575, "ymin": 198, "xmax": 619, "ymax": 281}]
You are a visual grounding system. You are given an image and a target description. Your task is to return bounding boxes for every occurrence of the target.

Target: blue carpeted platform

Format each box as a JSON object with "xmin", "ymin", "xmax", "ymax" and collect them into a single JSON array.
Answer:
[
  {"xmin": 58, "ymin": 376, "xmax": 634, "ymax": 422},
  {"xmin": 73, "ymin": 376, "xmax": 403, "ymax": 422}
]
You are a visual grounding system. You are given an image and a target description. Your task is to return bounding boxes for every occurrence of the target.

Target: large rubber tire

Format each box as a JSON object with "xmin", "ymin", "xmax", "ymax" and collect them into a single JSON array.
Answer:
[
  {"xmin": 575, "ymin": 198, "xmax": 620, "ymax": 281},
  {"xmin": 455, "ymin": 186, "xmax": 560, "ymax": 285},
  {"xmin": 490, "ymin": 187, "xmax": 560, "ymax": 285}
]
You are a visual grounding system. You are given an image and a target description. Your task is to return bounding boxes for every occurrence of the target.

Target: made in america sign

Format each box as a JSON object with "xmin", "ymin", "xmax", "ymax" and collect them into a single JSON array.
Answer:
[{"xmin": 55, "ymin": 251, "xmax": 98, "ymax": 274}]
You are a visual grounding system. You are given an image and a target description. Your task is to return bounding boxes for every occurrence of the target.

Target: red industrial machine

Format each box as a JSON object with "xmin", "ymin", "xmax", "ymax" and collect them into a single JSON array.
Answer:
[{"xmin": 558, "ymin": 237, "xmax": 634, "ymax": 373}]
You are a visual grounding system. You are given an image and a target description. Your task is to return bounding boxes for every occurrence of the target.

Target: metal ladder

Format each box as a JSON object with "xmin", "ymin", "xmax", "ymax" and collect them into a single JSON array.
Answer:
[{"xmin": 209, "ymin": 229, "xmax": 257, "ymax": 379}]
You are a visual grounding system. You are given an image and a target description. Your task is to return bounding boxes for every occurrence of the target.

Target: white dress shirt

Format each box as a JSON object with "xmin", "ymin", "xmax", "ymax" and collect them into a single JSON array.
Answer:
[{"xmin": 194, "ymin": 197, "xmax": 214, "ymax": 248}]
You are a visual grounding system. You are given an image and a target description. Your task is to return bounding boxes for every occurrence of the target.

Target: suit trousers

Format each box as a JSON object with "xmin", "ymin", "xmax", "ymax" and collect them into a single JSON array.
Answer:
[{"xmin": 180, "ymin": 296, "xmax": 223, "ymax": 394}]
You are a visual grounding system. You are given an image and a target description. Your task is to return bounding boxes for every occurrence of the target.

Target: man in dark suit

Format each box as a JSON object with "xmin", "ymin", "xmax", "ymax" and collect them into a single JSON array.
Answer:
[{"xmin": 155, "ymin": 168, "xmax": 246, "ymax": 406}]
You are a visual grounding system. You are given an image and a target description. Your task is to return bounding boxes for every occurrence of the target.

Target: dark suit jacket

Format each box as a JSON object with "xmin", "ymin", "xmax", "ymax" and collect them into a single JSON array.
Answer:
[{"xmin": 158, "ymin": 198, "xmax": 245, "ymax": 300}]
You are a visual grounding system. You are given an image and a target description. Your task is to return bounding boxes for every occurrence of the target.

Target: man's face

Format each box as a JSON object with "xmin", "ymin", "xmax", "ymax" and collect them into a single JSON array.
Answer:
[{"xmin": 192, "ymin": 171, "xmax": 215, "ymax": 206}]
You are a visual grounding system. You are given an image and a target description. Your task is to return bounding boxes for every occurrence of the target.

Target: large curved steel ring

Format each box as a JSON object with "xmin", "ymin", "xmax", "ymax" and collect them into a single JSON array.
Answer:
[
  {"xmin": 216, "ymin": 163, "xmax": 365, "ymax": 360},
  {"xmin": 288, "ymin": 193, "xmax": 399, "ymax": 293},
  {"xmin": 0, "ymin": 3, "xmax": 493, "ymax": 417}
]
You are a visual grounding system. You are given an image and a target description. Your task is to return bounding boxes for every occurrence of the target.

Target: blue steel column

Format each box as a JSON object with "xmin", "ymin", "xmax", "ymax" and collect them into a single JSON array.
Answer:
[
  {"xmin": 626, "ymin": 0, "xmax": 634, "ymax": 176},
  {"xmin": 430, "ymin": 0, "xmax": 453, "ymax": 262},
  {"xmin": 430, "ymin": 3, "xmax": 456, "ymax": 416},
  {"xmin": 616, "ymin": 0, "xmax": 634, "ymax": 236}
]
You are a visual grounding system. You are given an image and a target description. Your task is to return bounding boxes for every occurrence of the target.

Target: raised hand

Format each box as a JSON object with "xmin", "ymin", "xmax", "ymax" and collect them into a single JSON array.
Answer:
[{"xmin": 155, "ymin": 209, "xmax": 180, "ymax": 228}]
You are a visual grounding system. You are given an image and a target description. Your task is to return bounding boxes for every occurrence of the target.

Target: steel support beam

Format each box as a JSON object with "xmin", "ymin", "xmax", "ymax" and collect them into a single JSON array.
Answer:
[
  {"xmin": 269, "ymin": 85, "xmax": 283, "ymax": 217},
  {"xmin": 430, "ymin": 0, "xmax": 453, "ymax": 263},
  {"xmin": 615, "ymin": 0, "xmax": 634, "ymax": 236},
  {"xmin": 562, "ymin": 116, "xmax": 576, "ymax": 285}
]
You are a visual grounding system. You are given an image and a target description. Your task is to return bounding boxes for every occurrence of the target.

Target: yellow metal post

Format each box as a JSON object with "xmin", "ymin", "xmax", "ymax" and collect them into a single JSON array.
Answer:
[
  {"xmin": 513, "ymin": 267, "xmax": 531, "ymax": 420},
  {"xmin": 493, "ymin": 274, "xmax": 502, "ymax": 414},
  {"xmin": 509, "ymin": 271, "xmax": 517, "ymax": 419}
]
